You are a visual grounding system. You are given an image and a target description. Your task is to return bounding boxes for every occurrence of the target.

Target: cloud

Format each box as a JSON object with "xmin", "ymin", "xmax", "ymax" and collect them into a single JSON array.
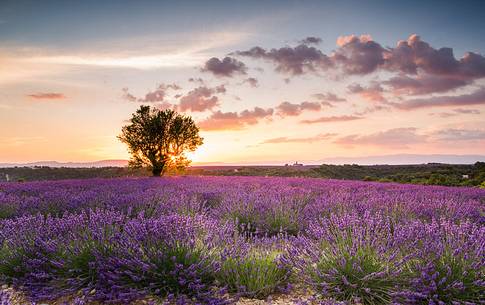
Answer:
[
  {"xmin": 261, "ymin": 133, "xmax": 336, "ymax": 144},
  {"xmin": 178, "ymin": 85, "xmax": 223, "ymax": 112},
  {"xmin": 313, "ymin": 92, "xmax": 347, "ymax": 103},
  {"xmin": 332, "ymin": 34, "xmax": 386, "ymax": 75},
  {"xmin": 201, "ymin": 56, "xmax": 247, "ymax": 77},
  {"xmin": 395, "ymin": 87, "xmax": 485, "ymax": 110},
  {"xmin": 239, "ymin": 107, "xmax": 274, "ymax": 123},
  {"xmin": 242, "ymin": 77, "xmax": 259, "ymax": 87},
  {"xmin": 213, "ymin": 84, "xmax": 227, "ymax": 93},
  {"xmin": 188, "ymin": 77, "xmax": 205, "ymax": 84},
  {"xmin": 430, "ymin": 128, "xmax": 485, "ymax": 142},
  {"xmin": 385, "ymin": 35, "xmax": 457, "ymax": 75},
  {"xmin": 385, "ymin": 35, "xmax": 485, "ymax": 78},
  {"xmin": 142, "ymin": 84, "xmax": 181, "ymax": 103},
  {"xmin": 453, "ymin": 108, "xmax": 480, "ymax": 114},
  {"xmin": 381, "ymin": 34, "xmax": 485, "ymax": 94},
  {"xmin": 300, "ymin": 115, "xmax": 363, "ymax": 124},
  {"xmin": 140, "ymin": 88, "xmax": 166, "ymax": 103},
  {"xmin": 234, "ymin": 44, "xmax": 333, "ymax": 75},
  {"xmin": 354, "ymin": 105, "xmax": 391, "ymax": 116},
  {"xmin": 334, "ymin": 127, "xmax": 484, "ymax": 148},
  {"xmin": 232, "ymin": 34, "xmax": 485, "ymax": 94},
  {"xmin": 121, "ymin": 88, "xmax": 137, "ymax": 102},
  {"xmin": 347, "ymin": 82, "xmax": 387, "ymax": 102},
  {"xmin": 198, "ymin": 107, "xmax": 273, "ymax": 131},
  {"xmin": 122, "ymin": 83, "xmax": 181, "ymax": 103},
  {"xmin": 27, "ymin": 92, "xmax": 66, "ymax": 100},
  {"xmin": 276, "ymin": 101, "xmax": 321, "ymax": 117},
  {"xmin": 429, "ymin": 108, "xmax": 481, "ymax": 118},
  {"xmin": 335, "ymin": 127, "xmax": 427, "ymax": 148},
  {"xmin": 428, "ymin": 112, "xmax": 456, "ymax": 118},
  {"xmin": 384, "ymin": 74, "xmax": 470, "ymax": 95},
  {"xmin": 299, "ymin": 36, "xmax": 322, "ymax": 45},
  {"xmin": 16, "ymin": 30, "xmax": 250, "ymax": 71},
  {"xmin": 382, "ymin": 35, "xmax": 485, "ymax": 95}
]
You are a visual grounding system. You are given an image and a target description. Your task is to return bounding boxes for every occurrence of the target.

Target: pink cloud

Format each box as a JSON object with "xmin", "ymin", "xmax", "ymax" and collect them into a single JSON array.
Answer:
[
  {"xmin": 300, "ymin": 115, "xmax": 363, "ymax": 124},
  {"xmin": 347, "ymin": 82, "xmax": 387, "ymax": 102},
  {"xmin": 27, "ymin": 92, "xmax": 66, "ymax": 100},
  {"xmin": 242, "ymin": 77, "xmax": 259, "ymax": 87},
  {"xmin": 395, "ymin": 87, "xmax": 485, "ymax": 110},
  {"xmin": 276, "ymin": 101, "xmax": 321, "ymax": 117},
  {"xmin": 428, "ymin": 108, "xmax": 481, "ymax": 118},
  {"xmin": 384, "ymin": 74, "xmax": 470, "ymax": 95},
  {"xmin": 385, "ymin": 35, "xmax": 485, "ymax": 78},
  {"xmin": 430, "ymin": 128, "xmax": 485, "ymax": 142},
  {"xmin": 198, "ymin": 107, "xmax": 273, "ymax": 131},
  {"xmin": 312, "ymin": 92, "xmax": 346, "ymax": 103},
  {"xmin": 178, "ymin": 85, "xmax": 224, "ymax": 112},
  {"xmin": 334, "ymin": 127, "xmax": 484, "ymax": 148},
  {"xmin": 261, "ymin": 133, "xmax": 336, "ymax": 144},
  {"xmin": 332, "ymin": 34, "xmax": 385, "ymax": 75},
  {"xmin": 335, "ymin": 127, "xmax": 427, "ymax": 148},
  {"xmin": 122, "ymin": 83, "xmax": 181, "ymax": 103},
  {"xmin": 233, "ymin": 34, "xmax": 485, "ymax": 94}
]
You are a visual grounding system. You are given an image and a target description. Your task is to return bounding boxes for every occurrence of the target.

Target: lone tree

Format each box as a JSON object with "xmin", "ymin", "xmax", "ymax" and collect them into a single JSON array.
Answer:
[{"xmin": 119, "ymin": 105, "xmax": 203, "ymax": 176}]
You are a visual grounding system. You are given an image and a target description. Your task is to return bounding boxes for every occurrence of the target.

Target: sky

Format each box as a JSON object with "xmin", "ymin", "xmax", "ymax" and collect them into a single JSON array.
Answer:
[{"xmin": 0, "ymin": 0, "xmax": 484, "ymax": 164}]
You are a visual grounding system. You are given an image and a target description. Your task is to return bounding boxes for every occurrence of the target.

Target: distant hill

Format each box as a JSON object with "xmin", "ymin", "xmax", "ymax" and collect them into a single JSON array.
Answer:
[{"xmin": 0, "ymin": 160, "xmax": 128, "ymax": 168}]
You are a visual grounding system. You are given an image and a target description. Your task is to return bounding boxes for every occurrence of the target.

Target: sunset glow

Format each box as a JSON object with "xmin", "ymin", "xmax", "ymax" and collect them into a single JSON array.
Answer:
[{"xmin": 0, "ymin": 0, "xmax": 484, "ymax": 165}]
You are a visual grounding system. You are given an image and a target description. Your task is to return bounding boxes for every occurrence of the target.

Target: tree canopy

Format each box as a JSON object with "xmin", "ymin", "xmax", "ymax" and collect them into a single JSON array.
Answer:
[{"xmin": 119, "ymin": 105, "xmax": 203, "ymax": 176}]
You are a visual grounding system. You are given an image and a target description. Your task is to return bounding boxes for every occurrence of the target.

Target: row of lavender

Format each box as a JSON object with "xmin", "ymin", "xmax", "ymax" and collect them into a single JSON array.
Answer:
[{"xmin": 0, "ymin": 177, "xmax": 484, "ymax": 304}]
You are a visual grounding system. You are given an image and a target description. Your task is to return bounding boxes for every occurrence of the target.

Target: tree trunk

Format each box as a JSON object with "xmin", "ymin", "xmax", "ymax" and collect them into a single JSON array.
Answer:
[{"xmin": 152, "ymin": 166, "xmax": 163, "ymax": 176}]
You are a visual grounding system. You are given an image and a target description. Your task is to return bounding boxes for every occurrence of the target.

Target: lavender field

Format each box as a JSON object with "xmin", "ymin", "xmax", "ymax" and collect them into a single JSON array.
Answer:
[{"xmin": 0, "ymin": 177, "xmax": 483, "ymax": 304}]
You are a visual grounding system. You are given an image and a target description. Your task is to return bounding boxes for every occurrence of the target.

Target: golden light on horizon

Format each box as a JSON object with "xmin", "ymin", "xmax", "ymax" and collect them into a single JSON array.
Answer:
[{"xmin": 186, "ymin": 142, "xmax": 214, "ymax": 164}]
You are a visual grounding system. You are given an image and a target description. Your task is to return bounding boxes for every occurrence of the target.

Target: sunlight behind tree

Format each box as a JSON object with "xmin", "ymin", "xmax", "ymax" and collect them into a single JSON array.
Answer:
[{"xmin": 119, "ymin": 105, "xmax": 203, "ymax": 176}]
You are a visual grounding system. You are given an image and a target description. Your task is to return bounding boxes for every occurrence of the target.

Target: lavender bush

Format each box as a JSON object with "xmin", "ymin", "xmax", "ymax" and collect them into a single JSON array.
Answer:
[
  {"xmin": 0, "ymin": 290, "xmax": 11, "ymax": 305},
  {"xmin": 284, "ymin": 213, "xmax": 409, "ymax": 304},
  {"xmin": 218, "ymin": 234, "xmax": 291, "ymax": 299},
  {"xmin": 0, "ymin": 176, "xmax": 483, "ymax": 304}
]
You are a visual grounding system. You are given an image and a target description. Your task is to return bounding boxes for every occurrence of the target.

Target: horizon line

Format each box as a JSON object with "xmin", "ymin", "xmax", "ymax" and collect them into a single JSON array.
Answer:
[{"xmin": 1, "ymin": 153, "xmax": 484, "ymax": 167}]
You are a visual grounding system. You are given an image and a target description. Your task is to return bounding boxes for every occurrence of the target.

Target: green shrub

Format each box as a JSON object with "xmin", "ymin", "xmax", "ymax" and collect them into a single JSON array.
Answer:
[
  {"xmin": 0, "ymin": 244, "xmax": 28, "ymax": 280},
  {"xmin": 405, "ymin": 248, "xmax": 484, "ymax": 303},
  {"xmin": 264, "ymin": 208, "xmax": 301, "ymax": 236},
  {"xmin": 309, "ymin": 236, "xmax": 400, "ymax": 305},
  {"xmin": 219, "ymin": 251, "xmax": 290, "ymax": 299},
  {"xmin": 0, "ymin": 205, "xmax": 17, "ymax": 219}
]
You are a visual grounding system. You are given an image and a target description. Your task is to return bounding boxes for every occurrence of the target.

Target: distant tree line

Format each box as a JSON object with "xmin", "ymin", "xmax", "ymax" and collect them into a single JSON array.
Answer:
[
  {"xmin": 0, "ymin": 166, "xmax": 147, "ymax": 182},
  {"xmin": 310, "ymin": 162, "xmax": 485, "ymax": 187},
  {"xmin": 1, "ymin": 162, "xmax": 484, "ymax": 187},
  {"xmin": 189, "ymin": 162, "xmax": 485, "ymax": 187}
]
